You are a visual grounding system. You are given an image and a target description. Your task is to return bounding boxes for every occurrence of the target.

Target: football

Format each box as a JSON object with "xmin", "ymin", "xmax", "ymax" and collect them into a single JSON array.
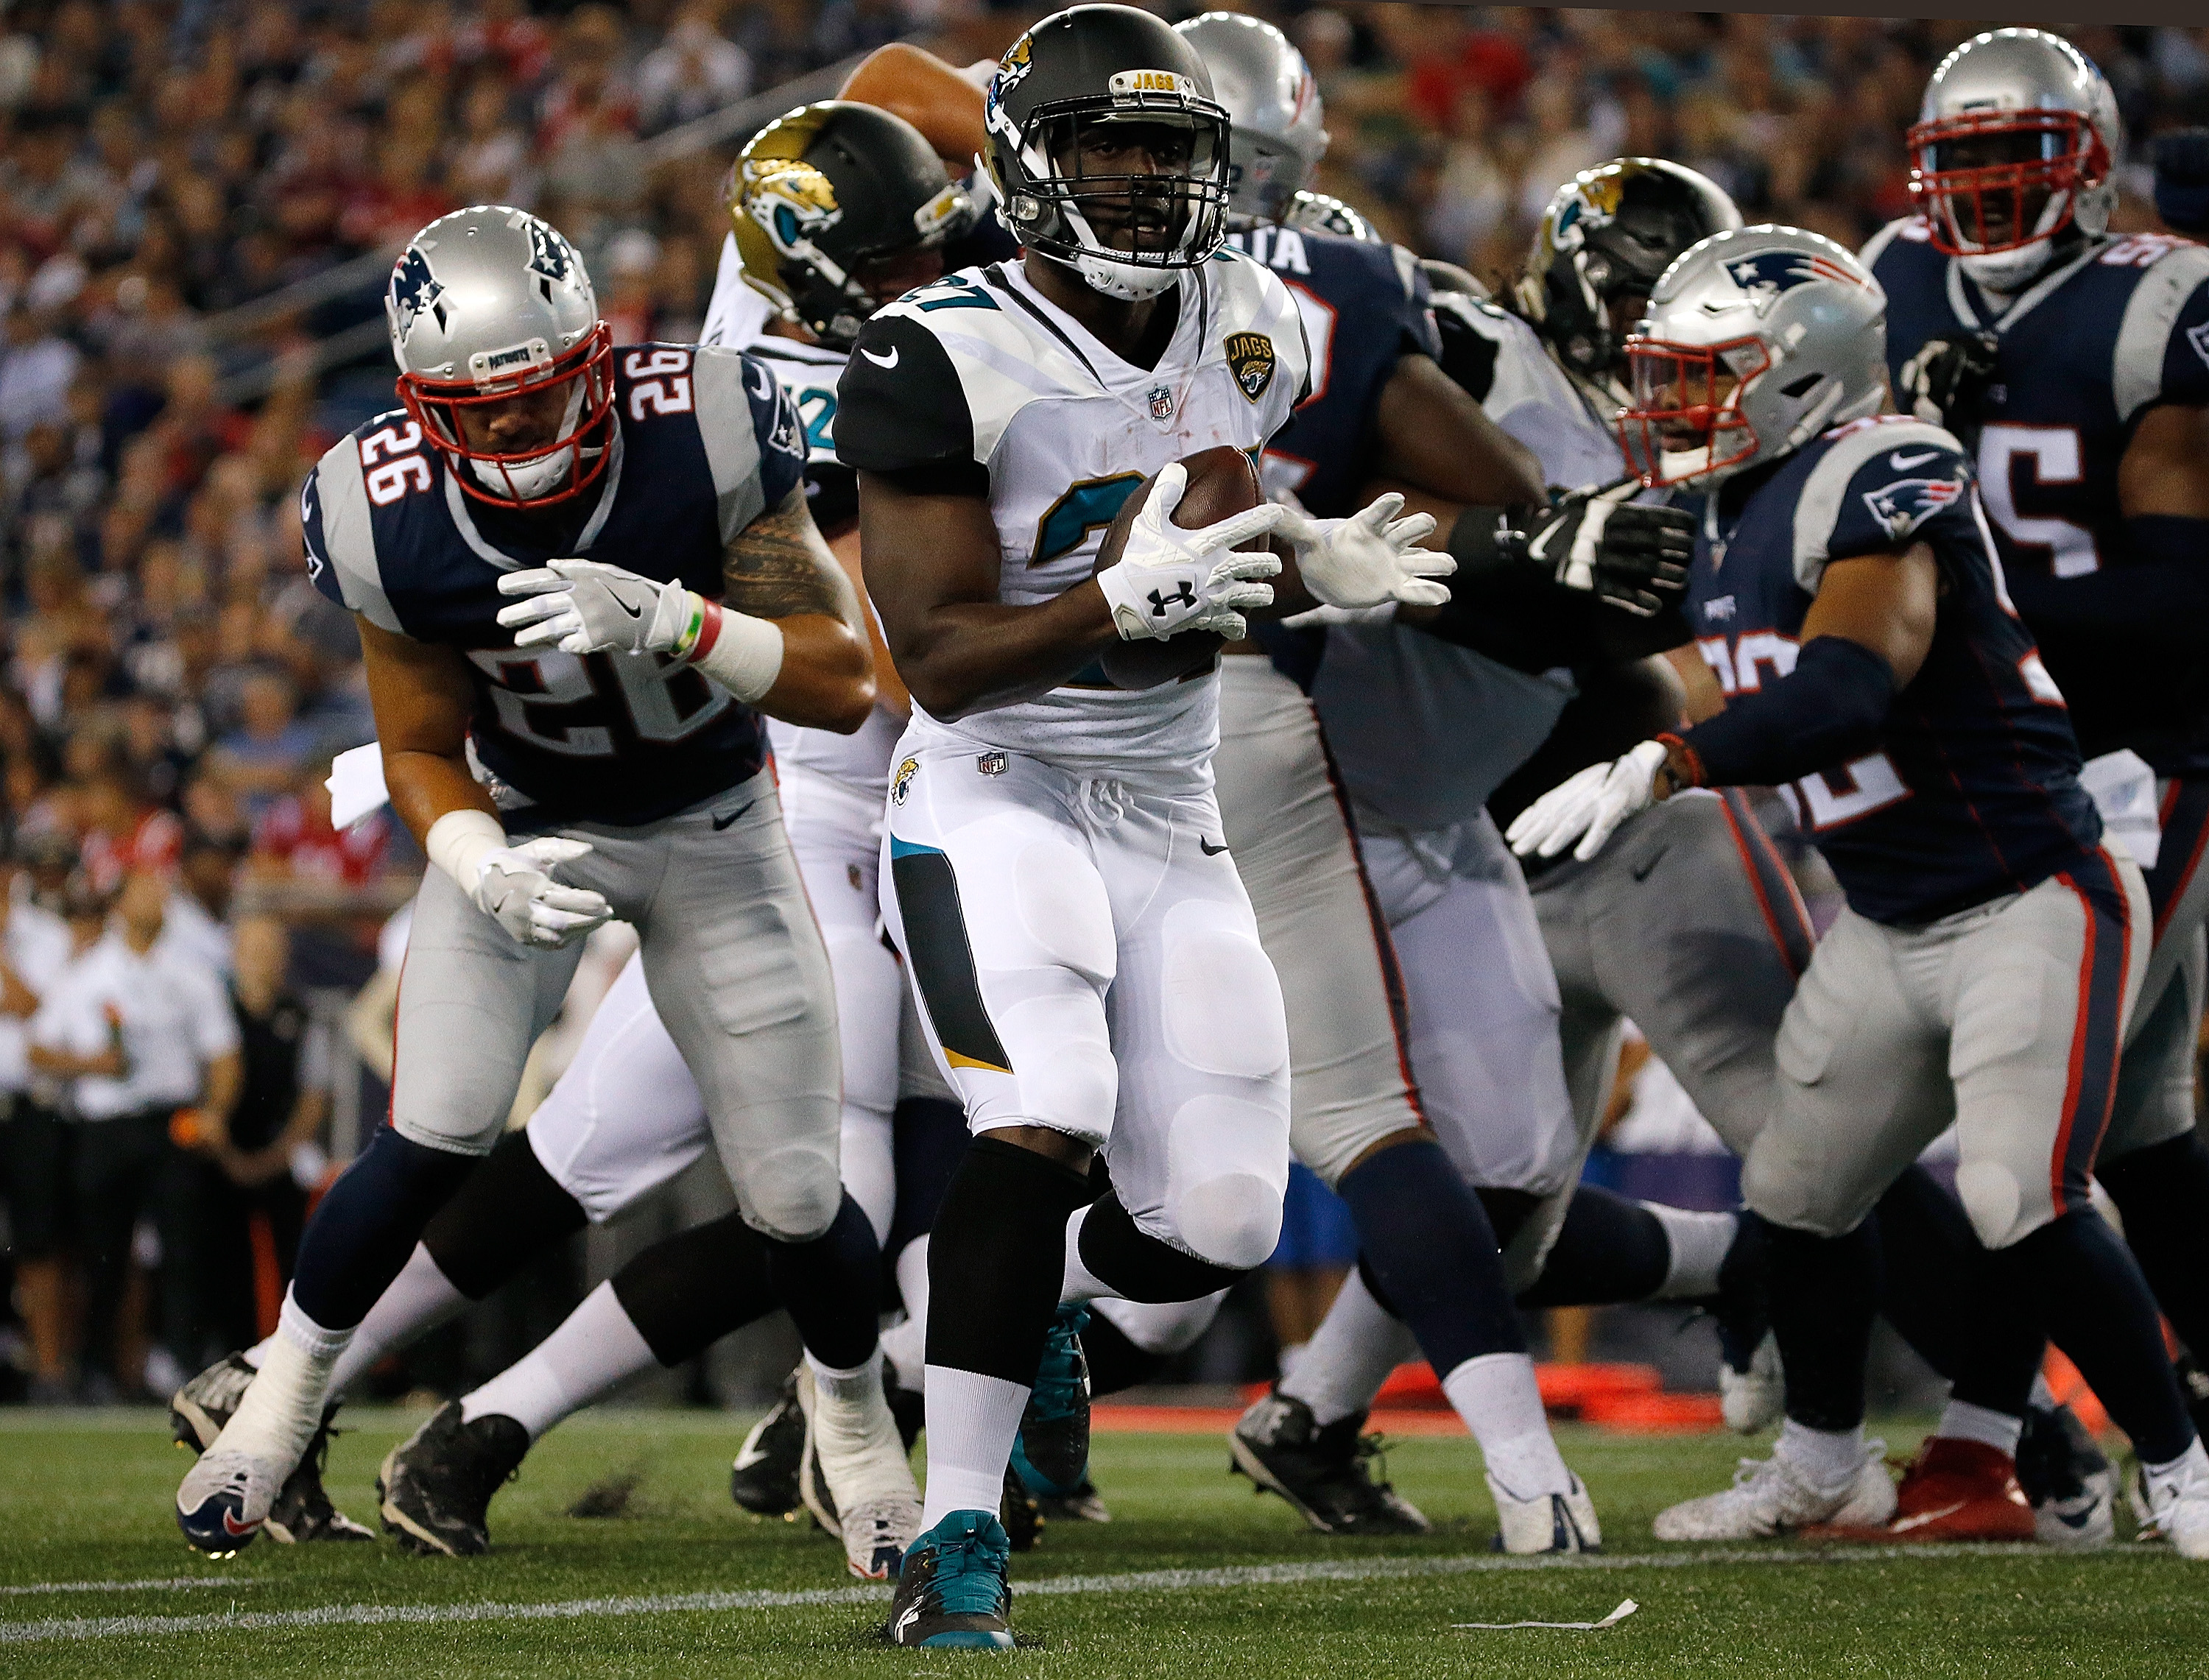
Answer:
[{"xmin": 1091, "ymin": 445, "xmax": 1267, "ymax": 691}]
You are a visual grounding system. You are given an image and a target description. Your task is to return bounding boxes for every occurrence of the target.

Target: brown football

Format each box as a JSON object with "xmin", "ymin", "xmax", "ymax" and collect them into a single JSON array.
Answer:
[{"xmin": 1091, "ymin": 445, "xmax": 1265, "ymax": 691}]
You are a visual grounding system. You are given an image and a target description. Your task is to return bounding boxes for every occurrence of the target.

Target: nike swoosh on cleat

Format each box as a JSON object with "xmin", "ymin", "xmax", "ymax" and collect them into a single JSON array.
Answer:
[
  {"xmin": 1199, "ymin": 838, "xmax": 1229, "ymax": 855},
  {"xmin": 1889, "ymin": 450, "xmax": 1940, "ymax": 469},
  {"xmin": 862, "ymin": 345, "xmax": 900, "ymax": 370},
  {"xmin": 2052, "ymin": 1503, "xmax": 2095, "ymax": 1529},
  {"xmin": 712, "ymin": 802, "xmax": 756, "ymax": 832}
]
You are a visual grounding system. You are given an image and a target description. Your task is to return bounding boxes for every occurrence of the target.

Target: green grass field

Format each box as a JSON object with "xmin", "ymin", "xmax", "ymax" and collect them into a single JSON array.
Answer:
[{"xmin": 1, "ymin": 1405, "xmax": 2200, "ymax": 1678}]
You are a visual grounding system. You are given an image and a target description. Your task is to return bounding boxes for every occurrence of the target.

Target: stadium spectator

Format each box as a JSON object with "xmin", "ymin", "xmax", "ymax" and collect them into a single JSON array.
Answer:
[{"xmin": 0, "ymin": 844, "xmax": 76, "ymax": 1402}]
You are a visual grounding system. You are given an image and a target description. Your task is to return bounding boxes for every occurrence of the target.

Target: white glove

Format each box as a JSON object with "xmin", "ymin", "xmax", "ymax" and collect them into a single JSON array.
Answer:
[
  {"xmin": 496, "ymin": 558, "xmax": 696, "ymax": 656},
  {"xmin": 471, "ymin": 836, "xmax": 614, "ymax": 950},
  {"xmin": 1274, "ymin": 493, "xmax": 1451, "ymax": 610},
  {"xmin": 1505, "ymin": 739, "xmax": 1670, "ymax": 864},
  {"xmin": 1094, "ymin": 462, "xmax": 1285, "ymax": 640}
]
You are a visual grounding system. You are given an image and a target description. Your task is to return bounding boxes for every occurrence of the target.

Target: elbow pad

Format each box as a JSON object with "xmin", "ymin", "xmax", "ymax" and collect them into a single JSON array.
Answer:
[{"xmin": 1669, "ymin": 636, "xmax": 1895, "ymax": 789}]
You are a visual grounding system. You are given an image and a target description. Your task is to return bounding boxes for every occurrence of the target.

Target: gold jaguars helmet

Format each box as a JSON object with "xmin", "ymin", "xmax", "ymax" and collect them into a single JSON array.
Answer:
[{"xmin": 725, "ymin": 100, "xmax": 973, "ymax": 349}]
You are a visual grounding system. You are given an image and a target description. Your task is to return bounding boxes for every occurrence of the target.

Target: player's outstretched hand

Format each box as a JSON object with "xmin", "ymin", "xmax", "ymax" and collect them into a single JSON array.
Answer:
[
  {"xmin": 1506, "ymin": 739, "xmax": 1670, "ymax": 864},
  {"xmin": 1520, "ymin": 480, "xmax": 1692, "ymax": 617},
  {"xmin": 1274, "ymin": 493, "xmax": 1451, "ymax": 610},
  {"xmin": 1096, "ymin": 462, "xmax": 1285, "ymax": 642},
  {"xmin": 496, "ymin": 558, "xmax": 696, "ymax": 657},
  {"xmin": 1895, "ymin": 333, "xmax": 1999, "ymax": 435},
  {"xmin": 473, "ymin": 836, "xmax": 613, "ymax": 950}
]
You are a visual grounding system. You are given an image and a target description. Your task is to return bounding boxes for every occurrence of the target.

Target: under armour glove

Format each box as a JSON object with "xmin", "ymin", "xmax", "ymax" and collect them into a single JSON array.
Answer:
[
  {"xmin": 1275, "ymin": 492, "xmax": 1451, "ymax": 610},
  {"xmin": 1895, "ymin": 332, "xmax": 1999, "ymax": 436},
  {"xmin": 496, "ymin": 557, "xmax": 691, "ymax": 656},
  {"xmin": 1094, "ymin": 462, "xmax": 1285, "ymax": 640},
  {"xmin": 1504, "ymin": 738, "xmax": 1670, "ymax": 864},
  {"xmin": 426, "ymin": 811, "xmax": 613, "ymax": 951},
  {"xmin": 1509, "ymin": 480, "xmax": 1693, "ymax": 617}
]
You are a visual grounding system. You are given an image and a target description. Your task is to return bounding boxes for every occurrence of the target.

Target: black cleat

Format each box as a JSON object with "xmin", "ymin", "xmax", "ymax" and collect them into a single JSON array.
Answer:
[
  {"xmin": 1037, "ymin": 1477, "xmax": 1112, "ymax": 1524},
  {"xmin": 730, "ymin": 1369, "xmax": 804, "ymax": 1517},
  {"xmin": 1001, "ymin": 1461, "xmax": 1042, "ymax": 1553},
  {"xmin": 2017, "ymin": 1400, "xmax": 2116, "ymax": 1548},
  {"xmin": 884, "ymin": 1511, "xmax": 1015, "ymax": 1650},
  {"xmin": 1016, "ymin": 1305, "xmax": 1091, "ymax": 1493},
  {"xmin": 171, "ymin": 1352, "xmax": 370, "ymax": 1543},
  {"xmin": 377, "ymin": 1401, "xmax": 529, "ymax": 1557},
  {"xmin": 1229, "ymin": 1392, "xmax": 1431, "ymax": 1536}
]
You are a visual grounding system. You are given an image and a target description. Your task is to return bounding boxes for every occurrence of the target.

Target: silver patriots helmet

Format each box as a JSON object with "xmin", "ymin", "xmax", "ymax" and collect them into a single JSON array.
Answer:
[
  {"xmin": 1909, "ymin": 29, "xmax": 2121, "ymax": 294},
  {"xmin": 984, "ymin": 4, "xmax": 1232, "ymax": 302},
  {"xmin": 1284, "ymin": 189, "xmax": 1381, "ymax": 244},
  {"xmin": 388, "ymin": 205, "xmax": 614, "ymax": 509},
  {"xmin": 1618, "ymin": 225, "xmax": 1887, "ymax": 490},
  {"xmin": 1174, "ymin": 12, "xmax": 1328, "ymax": 225}
]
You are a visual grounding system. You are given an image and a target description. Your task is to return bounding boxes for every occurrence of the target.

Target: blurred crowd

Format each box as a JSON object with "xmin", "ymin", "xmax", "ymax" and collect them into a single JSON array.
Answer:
[{"xmin": 1, "ymin": 1, "xmax": 2205, "ymax": 1405}]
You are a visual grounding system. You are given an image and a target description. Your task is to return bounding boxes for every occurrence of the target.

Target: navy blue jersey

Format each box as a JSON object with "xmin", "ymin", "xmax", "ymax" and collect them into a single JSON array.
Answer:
[
  {"xmin": 1236, "ymin": 225, "xmax": 1438, "ymax": 520},
  {"xmin": 1686, "ymin": 413, "xmax": 2101, "ymax": 925},
  {"xmin": 1865, "ymin": 220, "xmax": 2209, "ymax": 773},
  {"xmin": 303, "ymin": 344, "xmax": 807, "ymax": 826}
]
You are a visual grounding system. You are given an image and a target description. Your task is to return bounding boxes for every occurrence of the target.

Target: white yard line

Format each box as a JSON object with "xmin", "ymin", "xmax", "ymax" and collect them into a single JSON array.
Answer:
[
  {"xmin": 0, "ymin": 1539, "xmax": 2123, "ymax": 1646},
  {"xmin": 0, "ymin": 1578, "xmax": 266, "ymax": 1598}
]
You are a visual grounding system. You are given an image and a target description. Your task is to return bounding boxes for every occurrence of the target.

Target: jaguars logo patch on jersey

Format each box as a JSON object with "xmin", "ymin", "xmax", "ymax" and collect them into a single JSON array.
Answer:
[{"xmin": 1225, "ymin": 332, "xmax": 1276, "ymax": 402}]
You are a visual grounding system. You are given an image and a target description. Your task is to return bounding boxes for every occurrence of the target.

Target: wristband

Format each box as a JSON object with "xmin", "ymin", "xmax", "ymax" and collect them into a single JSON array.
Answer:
[
  {"xmin": 683, "ymin": 600, "xmax": 786, "ymax": 702},
  {"xmin": 426, "ymin": 808, "xmax": 507, "ymax": 899}
]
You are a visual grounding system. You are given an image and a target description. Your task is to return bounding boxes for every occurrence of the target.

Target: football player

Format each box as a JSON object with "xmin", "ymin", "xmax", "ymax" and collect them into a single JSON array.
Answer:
[
  {"xmin": 173, "ymin": 206, "xmax": 923, "ymax": 1578},
  {"xmin": 1864, "ymin": 29, "xmax": 2209, "ymax": 1511},
  {"xmin": 834, "ymin": 6, "xmax": 1452, "ymax": 1648},
  {"xmin": 1512, "ymin": 225, "xmax": 2209, "ymax": 1553}
]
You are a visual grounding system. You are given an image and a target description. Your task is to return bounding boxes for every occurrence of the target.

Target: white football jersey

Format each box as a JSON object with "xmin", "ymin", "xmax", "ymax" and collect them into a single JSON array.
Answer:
[
  {"xmin": 699, "ymin": 231, "xmax": 901, "ymax": 797},
  {"xmin": 838, "ymin": 250, "xmax": 1311, "ymax": 791},
  {"xmin": 1314, "ymin": 293, "xmax": 1635, "ymax": 831}
]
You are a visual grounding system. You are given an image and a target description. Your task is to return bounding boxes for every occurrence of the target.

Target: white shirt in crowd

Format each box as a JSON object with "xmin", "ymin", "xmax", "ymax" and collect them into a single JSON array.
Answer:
[
  {"xmin": 0, "ymin": 897, "xmax": 71, "ymax": 1095},
  {"xmin": 31, "ymin": 931, "xmax": 238, "ymax": 1121},
  {"xmin": 159, "ymin": 890, "xmax": 233, "ymax": 977}
]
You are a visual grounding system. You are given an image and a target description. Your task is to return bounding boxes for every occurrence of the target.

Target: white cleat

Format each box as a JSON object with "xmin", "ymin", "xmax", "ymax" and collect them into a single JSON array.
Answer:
[
  {"xmin": 176, "ymin": 1448, "xmax": 284, "ymax": 1556},
  {"xmin": 2037, "ymin": 1463, "xmax": 2117, "ymax": 1550},
  {"xmin": 1487, "ymin": 1469, "xmax": 1601, "ymax": 1553},
  {"xmin": 803, "ymin": 1353, "xmax": 923, "ymax": 1579},
  {"xmin": 1653, "ymin": 1441, "xmax": 1892, "ymax": 1542},
  {"xmin": 2137, "ymin": 1450, "xmax": 2209, "ymax": 1560},
  {"xmin": 839, "ymin": 1492, "xmax": 925, "ymax": 1581},
  {"xmin": 1720, "ymin": 1333, "xmax": 1785, "ymax": 1435}
]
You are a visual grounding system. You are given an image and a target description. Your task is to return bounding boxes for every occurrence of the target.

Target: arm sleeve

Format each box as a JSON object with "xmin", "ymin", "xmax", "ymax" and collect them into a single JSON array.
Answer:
[
  {"xmin": 834, "ymin": 313, "xmax": 979, "ymax": 475},
  {"xmin": 1668, "ymin": 635, "xmax": 1896, "ymax": 788}
]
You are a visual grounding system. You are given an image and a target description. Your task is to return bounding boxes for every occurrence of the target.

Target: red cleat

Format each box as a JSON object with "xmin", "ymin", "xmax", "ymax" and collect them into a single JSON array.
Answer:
[{"xmin": 1804, "ymin": 1438, "xmax": 2034, "ymax": 1543}]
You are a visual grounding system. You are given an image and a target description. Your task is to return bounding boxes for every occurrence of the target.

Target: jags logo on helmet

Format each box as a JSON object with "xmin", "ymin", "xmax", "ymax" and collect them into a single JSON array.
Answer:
[
  {"xmin": 390, "ymin": 245, "xmax": 445, "ymax": 339},
  {"xmin": 1552, "ymin": 173, "xmax": 1627, "ymax": 250},
  {"xmin": 1723, "ymin": 250, "xmax": 1865, "ymax": 317},
  {"xmin": 747, "ymin": 161, "xmax": 844, "ymax": 258},
  {"xmin": 1862, "ymin": 474, "xmax": 1966, "ymax": 540}
]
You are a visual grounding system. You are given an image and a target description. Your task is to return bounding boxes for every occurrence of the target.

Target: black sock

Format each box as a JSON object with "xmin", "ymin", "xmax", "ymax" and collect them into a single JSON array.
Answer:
[
  {"xmin": 610, "ymin": 1210, "xmax": 777, "ymax": 1366},
  {"xmin": 1336, "ymin": 1137, "xmax": 1523, "ymax": 1373},
  {"xmin": 420, "ymin": 1129, "xmax": 586, "ymax": 1300},
  {"xmin": 1766, "ymin": 1216, "xmax": 1880, "ymax": 1433},
  {"xmin": 884, "ymin": 1096, "xmax": 968, "ymax": 1307},
  {"xmin": 764, "ymin": 1191, "xmax": 883, "ymax": 1372},
  {"xmin": 1515, "ymin": 1184, "xmax": 1669, "ymax": 1307},
  {"xmin": 1995, "ymin": 1210, "xmax": 2195, "ymax": 1464},
  {"xmin": 1476, "ymin": 1186, "xmax": 1543, "ymax": 1254},
  {"xmin": 1878, "ymin": 1167, "xmax": 2044, "ymax": 1415},
  {"xmin": 291, "ymin": 1126, "xmax": 478, "ymax": 1330},
  {"xmin": 1082, "ymin": 1310, "xmax": 1163, "ymax": 1397},
  {"xmin": 1077, "ymin": 1191, "xmax": 1245, "ymax": 1303},
  {"xmin": 2098, "ymin": 1129, "xmax": 2209, "ymax": 1362},
  {"xmin": 926, "ymin": 1137, "xmax": 1094, "ymax": 1383}
]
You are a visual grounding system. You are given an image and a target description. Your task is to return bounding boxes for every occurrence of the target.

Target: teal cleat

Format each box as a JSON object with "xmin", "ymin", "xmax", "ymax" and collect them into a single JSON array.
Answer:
[
  {"xmin": 1017, "ymin": 1305, "xmax": 1091, "ymax": 1493},
  {"xmin": 885, "ymin": 1509, "xmax": 1015, "ymax": 1650}
]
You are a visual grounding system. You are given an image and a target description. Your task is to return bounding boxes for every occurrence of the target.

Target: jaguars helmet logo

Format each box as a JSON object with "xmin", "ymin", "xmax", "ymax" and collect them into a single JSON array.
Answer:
[
  {"xmin": 746, "ymin": 160, "xmax": 844, "ymax": 258},
  {"xmin": 1225, "ymin": 333, "xmax": 1276, "ymax": 403},
  {"xmin": 1551, "ymin": 172, "xmax": 1627, "ymax": 253}
]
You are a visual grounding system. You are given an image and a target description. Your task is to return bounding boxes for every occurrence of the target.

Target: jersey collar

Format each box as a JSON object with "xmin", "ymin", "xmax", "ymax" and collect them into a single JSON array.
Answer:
[
  {"xmin": 440, "ymin": 424, "xmax": 627, "ymax": 571},
  {"xmin": 1947, "ymin": 236, "xmax": 2106, "ymax": 336}
]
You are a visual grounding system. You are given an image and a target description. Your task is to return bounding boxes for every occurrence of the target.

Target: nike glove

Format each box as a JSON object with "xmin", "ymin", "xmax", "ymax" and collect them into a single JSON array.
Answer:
[
  {"xmin": 496, "ymin": 557, "xmax": 692, "ymax": 656},
  {"xmin": 1094, "ymin": 462, "xmax": 1285, "ymax": 640},
  {"xmin": 1507, "ymin": 480, "xmax": 1693, "ymax": 618},
  {"xmin": 1504, "ymin": 739, "xmax": 1670, "ymax": 864},
  {"xmin": 1895, "ymin": 332, "xmax": 1999, "ymax": 436},
  {"xmin": 1274, "ymin": 492, "xmax": 1450, "ymax": 611},
  {"xmin": 426, "ymin": 811, "xmax": 613, "ymax": 951}
]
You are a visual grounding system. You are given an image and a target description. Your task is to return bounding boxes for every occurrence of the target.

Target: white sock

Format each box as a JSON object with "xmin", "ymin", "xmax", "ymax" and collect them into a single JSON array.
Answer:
[
  {"xmin": 461, "ymin": 1281, "xmax": 655, "ymax": 1441},
  {"xmin": 327, "ymin": 1243, "xmax": 471, "ymax": 1400},
  {"xmin": 1935, "ymin": 1397, "xmax": 2023, "ymax": 1458},
  {"xmin": 1778, "ymin": 1416, "xmax": 1867, "ymax": 1492},
  {"xmin": 1280, "ymin": 1269, "xmax": 1417, "ymax": 1426},
  {"xmin": 1442, "ymin": 1352, "xmax": 1573, "ymax": 1498},
  {"xmin": 1059, "ymin": 1206, "xmax": 1113, "ymax": 1305},
  {"xmin": 2144, "ymin": 1436, "xmax": 2209, "ymax": 1498},
  {"xmin": 919, "ymin": 1366, "xmax": 1029, "ymax": 1528},
  {"xmin": 880, "ymin": 1238, "xmax": 929, "ymax": 1391},
  {"xmin": 1649, "ymin": 1206, "xmax": 1738, "ymax": 1299},
  {"xmin": 808, "ymin": 1347, "xmax": 913, "ymax": 1506},
  {"xmin": 220, "ymin": 1291, "xmax": 351, "ymax": 1468}
]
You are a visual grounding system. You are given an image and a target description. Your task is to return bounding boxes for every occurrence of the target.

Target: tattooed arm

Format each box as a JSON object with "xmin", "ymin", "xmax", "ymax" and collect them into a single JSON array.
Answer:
[{"xmin": 721, "ymin": 482, "xmax": 876, "ymax": 733}]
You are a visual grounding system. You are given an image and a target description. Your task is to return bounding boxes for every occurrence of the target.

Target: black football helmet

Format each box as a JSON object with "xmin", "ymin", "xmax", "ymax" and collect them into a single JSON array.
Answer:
[
  {"xmin": 1514, "ymin": 158, "xmax": 1741, "ymax": 403},
  {"xmin": 726, "ymin": 101, "xmax": 973, "ymax": 349},
  {"xmin": 984, "ymin": 4, "xmax": 1231, "ymax": 300}
]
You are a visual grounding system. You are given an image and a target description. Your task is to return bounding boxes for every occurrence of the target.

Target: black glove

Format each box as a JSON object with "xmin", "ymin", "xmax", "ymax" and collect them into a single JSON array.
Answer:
[
  {"xmin": 1501, "ymin": 479, "xmax": 1694, "ymax": 618},
  {"xmin": 1895, "ymin": 331, "xmax": 2000, "ymax": 437}
]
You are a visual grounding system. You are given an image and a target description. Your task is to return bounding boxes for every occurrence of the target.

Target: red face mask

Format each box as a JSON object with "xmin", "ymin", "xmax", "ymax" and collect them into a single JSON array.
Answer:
[{"xmin": 398, "ymin": 322, "xmax": 617, "ymax": 509}]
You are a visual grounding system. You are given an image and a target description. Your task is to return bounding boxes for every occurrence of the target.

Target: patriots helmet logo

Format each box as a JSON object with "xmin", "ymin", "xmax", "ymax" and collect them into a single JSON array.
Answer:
[
  {"xmin": 526, "ymin": 220, "xmax": 575, "ymax": 286},
  {"xmin": 389, "ymin": 244, "xmax": 445, "ymax": 339},
  {"xmin": 1862, "ymin": 474, "xmax": 1965, "ymax": 540},
  {"xmin": 1723, "ymin": 250, "xmax": 1864, "ymax": 317}
]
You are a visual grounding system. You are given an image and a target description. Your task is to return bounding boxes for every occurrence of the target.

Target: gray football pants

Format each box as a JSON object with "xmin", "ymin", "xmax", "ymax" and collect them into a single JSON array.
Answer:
[
  {"xmin": 392, "ymin": 770, "xmax": 844, "ymax": 1243},
  {"xmin": 2099, "ymin": 776, "xmax": 2209, "ymax": 1163}
]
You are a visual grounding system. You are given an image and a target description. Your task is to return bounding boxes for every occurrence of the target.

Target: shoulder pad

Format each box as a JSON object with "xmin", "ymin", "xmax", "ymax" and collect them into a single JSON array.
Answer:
[
  {"xmin": 302, "ymin": 428, "xmax": 402, "ymax": 633},
  {"xmin": 2111, "ymin": 239, "xmax": 2209, "ymax": 423},
  {"xmin": 1857, "ymin": 216, "xmax": 1928, "ymax": 273},
  {"xmin": 1791, "ymin": 416, "xmax": 1967, "ymax": 592},
  {"xmin": 688, "ymin": 345, "xmax": 793, "ymax": 540}
]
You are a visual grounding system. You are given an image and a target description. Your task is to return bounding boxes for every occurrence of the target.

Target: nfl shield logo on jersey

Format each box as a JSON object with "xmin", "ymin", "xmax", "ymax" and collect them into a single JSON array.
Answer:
[
  {"xmin": 1148, "ymin": 385, "xmax": 1175, "ymax": 421},
  {"xmin": 1225, "ymin": 333, "xmax": 1277, "ymax": 402},
  {"xmin": 1861, "ymin": 474, "xmax": 1965, "ymax": 541}
]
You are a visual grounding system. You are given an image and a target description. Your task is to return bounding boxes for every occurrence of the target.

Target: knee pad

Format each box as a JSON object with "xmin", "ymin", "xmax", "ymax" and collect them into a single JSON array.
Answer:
[
  {"xmin": 736, "ymin": 1143, "xmax": 844, "ymax": 1244},
  {"xmin": 1164, "ymin": 1093, "xmax": 1289, "ymax": 1271},
  {"xmin": 1954, "ymin": 1158, "xmax": 2045, "ymax": 1250},
  {"xmin": 1162, "ymin": 915, "xmax": 1289, "ymax": 1080}
]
